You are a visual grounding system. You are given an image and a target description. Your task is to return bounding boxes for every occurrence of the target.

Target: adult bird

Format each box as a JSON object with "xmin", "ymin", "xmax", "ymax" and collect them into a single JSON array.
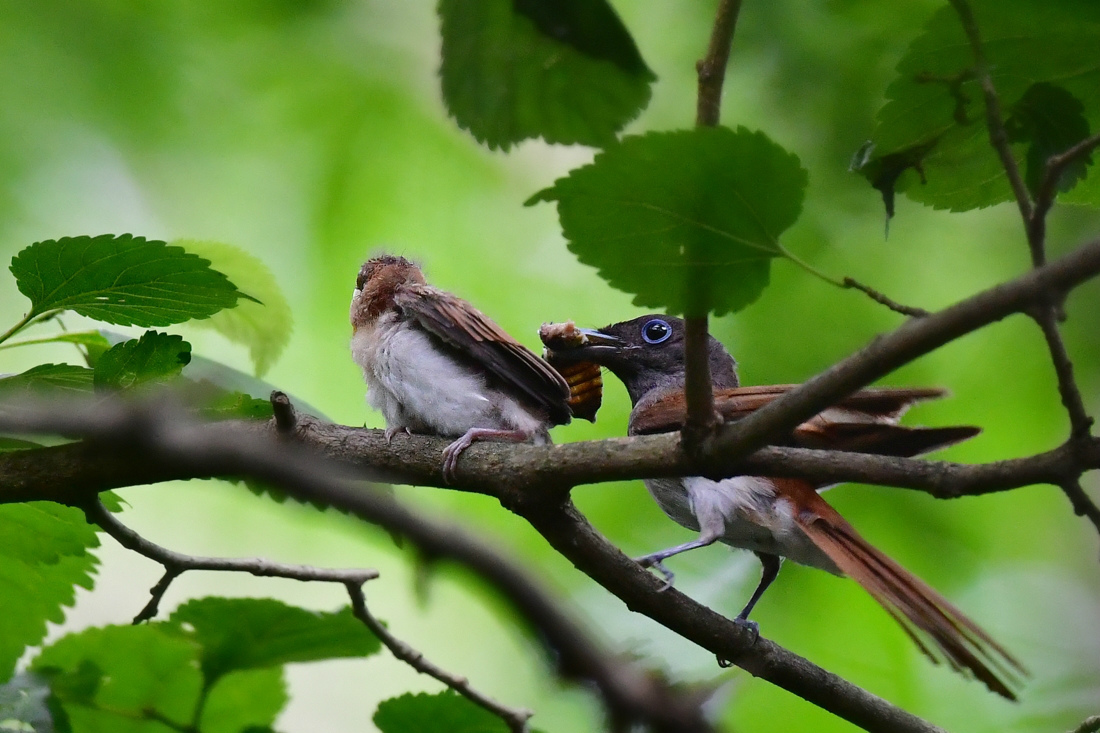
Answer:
[
  {"xmin": 350, "ymin": 254, "xmax": 572, "ymax": 480},
  {"xmin": 543, "ymin": 314, "xmax": 1025, "ymax": 699}
]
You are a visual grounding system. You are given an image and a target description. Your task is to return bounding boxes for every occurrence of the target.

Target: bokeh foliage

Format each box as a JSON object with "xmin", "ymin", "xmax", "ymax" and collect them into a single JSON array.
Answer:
[{"xmin": 0, "ymin": 1, "xmax": 1097, "ymax": 733}]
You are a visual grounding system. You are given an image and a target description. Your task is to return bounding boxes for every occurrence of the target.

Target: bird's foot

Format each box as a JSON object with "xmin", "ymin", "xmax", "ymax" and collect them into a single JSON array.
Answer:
[
  {"xmin": 732, "ymin": 616, "xmax": 760, "ymax": 644},
  {"xmin": 441, "ymin": 434, "xmax": 475, "ymax": 484},
  {"xmin": 441, "ymin": 428, "xmax": 528, "ymax": 484},
  {"xmin": 384, "ymin": 426, "xmax": 411, "ymax": 444},
  {"xmin": 635, "ymin": 554, "xmax": 676, "ymax": 591}
]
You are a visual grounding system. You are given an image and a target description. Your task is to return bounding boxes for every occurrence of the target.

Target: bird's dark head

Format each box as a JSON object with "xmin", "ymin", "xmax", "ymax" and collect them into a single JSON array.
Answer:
[
  {"xmin": 351, "ymin": 254, "xmax": 426, "ymax": 328},
  {"xmin": 544, "ymin": 315, "xmax": 739, "ymax": 405}
]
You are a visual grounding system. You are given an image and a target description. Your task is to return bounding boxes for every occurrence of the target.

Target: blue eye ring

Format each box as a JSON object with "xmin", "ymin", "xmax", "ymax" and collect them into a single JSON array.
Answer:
[{"xmin": 641, "ymin": 319, "xmax": 672, "ymax": 344}]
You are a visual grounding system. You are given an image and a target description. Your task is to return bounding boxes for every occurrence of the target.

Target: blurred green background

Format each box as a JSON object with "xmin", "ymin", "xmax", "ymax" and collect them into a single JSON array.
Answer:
[{"xmin": 1, "ymin": 1, "xmax": 1098, "ymax": 731}]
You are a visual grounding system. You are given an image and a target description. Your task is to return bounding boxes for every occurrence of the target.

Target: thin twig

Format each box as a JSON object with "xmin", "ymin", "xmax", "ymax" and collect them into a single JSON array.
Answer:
[
  {"xmin": 1029, "ymin": 132, "xmax": 1100, "ymax": 248},
  {"xmin": 683, "ymin": 0, "xmax": 746, "ymax": 451},
  {"xmin": 695, "ymin": 0, "xmax": 743, "ymax": 127},
  {"xmin": 947, "ymin": 0, "xmax": 1034, "ymax": 237},
  {"xmin": 345, "ymin": 583, "xmax": 533, "ymax": 733},
  {"xmin": 842, "ymin": 278, "xmax": 930, "ymax": 318},
  {"xmin": 1032, "ymin": 314, "xmax": 1094, "ymax": 440},
  {"xmin": 83, "ymin": 500, "xmax": 379, "ymax": 623}
]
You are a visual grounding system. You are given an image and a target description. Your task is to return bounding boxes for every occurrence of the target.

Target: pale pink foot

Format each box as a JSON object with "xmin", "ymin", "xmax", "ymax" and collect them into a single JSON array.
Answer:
[{"xmin": 442, "ymin": 428, "xmax": 528, "ymax": 483}]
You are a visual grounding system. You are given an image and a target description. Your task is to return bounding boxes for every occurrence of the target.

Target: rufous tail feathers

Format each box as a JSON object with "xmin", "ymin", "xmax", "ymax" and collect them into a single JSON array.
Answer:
[{"xmin": 779, "ymin": 478, "xmax": 1027, "ymax": 699}]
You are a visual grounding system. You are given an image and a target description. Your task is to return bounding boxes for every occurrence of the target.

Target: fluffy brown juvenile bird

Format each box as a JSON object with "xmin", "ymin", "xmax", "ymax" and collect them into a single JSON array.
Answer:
[
  {"xmin": 545, "ymin": 314, "xmax": 1026, "ymax": 699},
  {"xmin": 350, "ymin": 254, "xmax": 571, "ymax": 480}
]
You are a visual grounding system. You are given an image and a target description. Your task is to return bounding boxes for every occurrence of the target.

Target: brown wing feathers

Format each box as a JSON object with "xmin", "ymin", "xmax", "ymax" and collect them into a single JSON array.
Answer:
[
  {"xmin": 395, "ymin": 285, "xmax": 572, "ymax": 424},
  {"xmin": 781, "ymin": 478, "xmax": 1026, "ymax": 699}
]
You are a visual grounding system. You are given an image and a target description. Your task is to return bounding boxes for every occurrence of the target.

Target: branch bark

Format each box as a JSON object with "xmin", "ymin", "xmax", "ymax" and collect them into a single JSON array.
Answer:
[{"xmin": 0, "ymin": 398, "xmax": 942, "ymax": 733}]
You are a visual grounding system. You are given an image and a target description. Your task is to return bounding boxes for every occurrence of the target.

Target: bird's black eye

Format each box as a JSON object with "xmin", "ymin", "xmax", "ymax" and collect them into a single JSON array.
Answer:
[{"xmin": 641, "ymin": 319, "xmax": 672, "ymax": 344}]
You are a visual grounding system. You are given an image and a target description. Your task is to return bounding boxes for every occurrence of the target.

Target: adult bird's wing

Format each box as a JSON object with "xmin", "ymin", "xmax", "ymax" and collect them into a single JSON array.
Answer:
[
  {"xmin": 630, "ymin": 384, "xmax": 966, "ymax": 437},
  {"xmin": 395, "ymin": 284, "xmax": 572, "ymax": 425}
]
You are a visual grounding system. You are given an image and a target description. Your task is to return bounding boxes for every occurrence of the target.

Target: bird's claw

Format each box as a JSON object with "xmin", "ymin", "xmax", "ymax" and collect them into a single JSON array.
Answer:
[
  {"xmin": 733, "ymin": 616, "xmax": 760, "ymax": 644},
  {"xmin": 635, "ymin": 555, "xmax": 676, "ymax": 591},
  {"xmin": 441, "ymin": 435, "xmax": 474, "ymax": 484},
  {"xmin": 384, "ymin": 426, "xmax": 411, "ymax": 444}
]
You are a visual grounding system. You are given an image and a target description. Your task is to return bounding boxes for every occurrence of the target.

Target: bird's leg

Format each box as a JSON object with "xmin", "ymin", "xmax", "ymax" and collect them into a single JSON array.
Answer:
[
  {"xmin": 442, "ymin": 428, "xmax": 529, "ymax": 483},
  {"xmin": 717, "ymin": 553, "xmax": 782, "ymax": 665},
  {"xmin": 634, "ymin": 528, "xmax": 722, "ymax": 591},
  {"xmin": 733, "ymin": 552, "xmax": 783, "ymax": 633}
]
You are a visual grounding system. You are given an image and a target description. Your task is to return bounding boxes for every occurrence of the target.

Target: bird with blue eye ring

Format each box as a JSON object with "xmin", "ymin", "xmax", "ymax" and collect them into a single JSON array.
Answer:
[{"xmin": 641, "ymin": 318, "xmax": 672, "ymax": 344}]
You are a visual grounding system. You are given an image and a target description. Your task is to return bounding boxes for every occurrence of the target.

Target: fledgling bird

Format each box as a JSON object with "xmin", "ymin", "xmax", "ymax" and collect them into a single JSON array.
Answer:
[
  {"xmin": 544, "ymin": 314, "xmax": 1026, "ymax": 699},
  {"xmin": 349, "ymin": 254, "xmax": 572, "ymax": 480}
]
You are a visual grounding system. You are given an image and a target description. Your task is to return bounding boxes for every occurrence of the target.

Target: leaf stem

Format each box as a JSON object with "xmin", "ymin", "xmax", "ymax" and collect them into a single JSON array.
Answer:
[
  {"xmin": 777, "ymin": 245, "xmax": 845, "ymax": 287},
  {"xmin": 0, "ymin": 311, "xmax": 40, "ymax": 347}
]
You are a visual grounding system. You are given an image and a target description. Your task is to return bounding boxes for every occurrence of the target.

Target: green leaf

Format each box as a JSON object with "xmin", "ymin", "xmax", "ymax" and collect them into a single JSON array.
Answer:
[
  {"xmin": 31, "ymin": 625, "xmax": 202, "ymax": 731},
  {"xmin": 0, "ymin": 365, "xmax": 94, "ymax": 397},
  {"xmin": 198, "ymin": 668, "xmax": 287, "ymax": 733},
  {"xmin": 373, "ymin": 691, "xmax": 508, "ymax": 733},
  {"xmin": 165, "ymin": 598, "xmax": 381, "ymax": 683},
  {"xmin": 0, "ymin": 503, "xmax": 101, "ymax": 683},
  {"xmin": 93, "ymin": 331, "xmax": 191, "ymax": 392},
  {"xmin": 172, "ymin": 240, "xmax": 292, "ymax": 378},
  {"xmin": 0, "ymin": 672, "xmax": 60, "ymax": 733},
  {"xmin": 438, "ymin": 0, "xmax": 654, "ymax": 150},
  {"xmin": 1006, "ymin": 83, "xmax": 1093, "ymax": 196},
  {"xmin": 863, "ymin": 0, "xmax": 1100, "ymax": 213},
  {"xmin": 97, "ymin": 329, "xmax": 323, "ymax": 420},
  {"xmin": 528, "ymin": 127, "xmax": 808, "ymax": 316},
  {"xmin": 9, "ymin": 234, "xmax": 254, "ymax": 328}
]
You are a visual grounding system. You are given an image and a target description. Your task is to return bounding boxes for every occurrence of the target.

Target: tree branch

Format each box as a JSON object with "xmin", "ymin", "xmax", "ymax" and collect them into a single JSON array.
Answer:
[
  {"xmin": 947, "ymin": 0, "xmax": 1034, "ymax": 233},
  {"xmin": 83, "ymin": 498, "xmax": 539, "ymax": 732},
  {"xmin": 83, "ymin": 498, "xmax": 380, "ymax": 623},
  {"xmin": 6, "ymin": 400, "xmax": 713, "ymax": 733},
  {"xmin": 682, "ymin": 0, "xmax": 746, "ymax": 451},
  {"xmin": 695, "ymin": 0, "xmax": 743, "ymax": 127},
  {"xmin": 1029, "ymin": 132, "xmax": 1100, "ymax": 250},
  {"xmin": 706, "ymin": 237, "xmax": 1100, "ymax": 460},
  {"xmin": 8, "ymin": 416, "xmax": 1100, "ymax": 509},
  {"xmin": 947, "ymin": 0, "xmax": 1100, "ymax": 532},
  {"xmin": 0, "ymin": 400, "xmax": 949, "ymax": 733},
  {"xmin": 842, "ymin": 277, "xmax": 930, "ymax": 318},
  {"xmin": 344, "ymin": 583, "xmax": 534, "ymax": 733}
]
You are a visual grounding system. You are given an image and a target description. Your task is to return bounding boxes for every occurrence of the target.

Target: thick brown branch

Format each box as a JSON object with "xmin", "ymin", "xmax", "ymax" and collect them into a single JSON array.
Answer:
[
  {"xmin": 5, "ymin": 402, "xmax": 712, "ymax": 733},
  {"xmin": 708, "ymin": 237, "xmax": 1100, "ymax": 460},
  {"xmin": 0, "ymin": 401, "xmax": 939, "ymax": 733},
  {"xmin": 8, "ymin": 418, "xmax": 1100, "ymax": 509}
]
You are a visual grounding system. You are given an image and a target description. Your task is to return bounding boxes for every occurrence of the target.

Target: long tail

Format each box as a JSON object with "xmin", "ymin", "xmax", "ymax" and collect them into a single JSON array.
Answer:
[{"xmin": 782, "ymin": 480, "xmax": 1027, "ymax": 699}]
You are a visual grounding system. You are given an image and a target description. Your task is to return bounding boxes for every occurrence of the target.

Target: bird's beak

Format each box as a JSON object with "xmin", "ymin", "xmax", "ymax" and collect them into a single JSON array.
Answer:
[{"xmin": 542, "ymin": 327, "xmax": 624, "ymax": 365}]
